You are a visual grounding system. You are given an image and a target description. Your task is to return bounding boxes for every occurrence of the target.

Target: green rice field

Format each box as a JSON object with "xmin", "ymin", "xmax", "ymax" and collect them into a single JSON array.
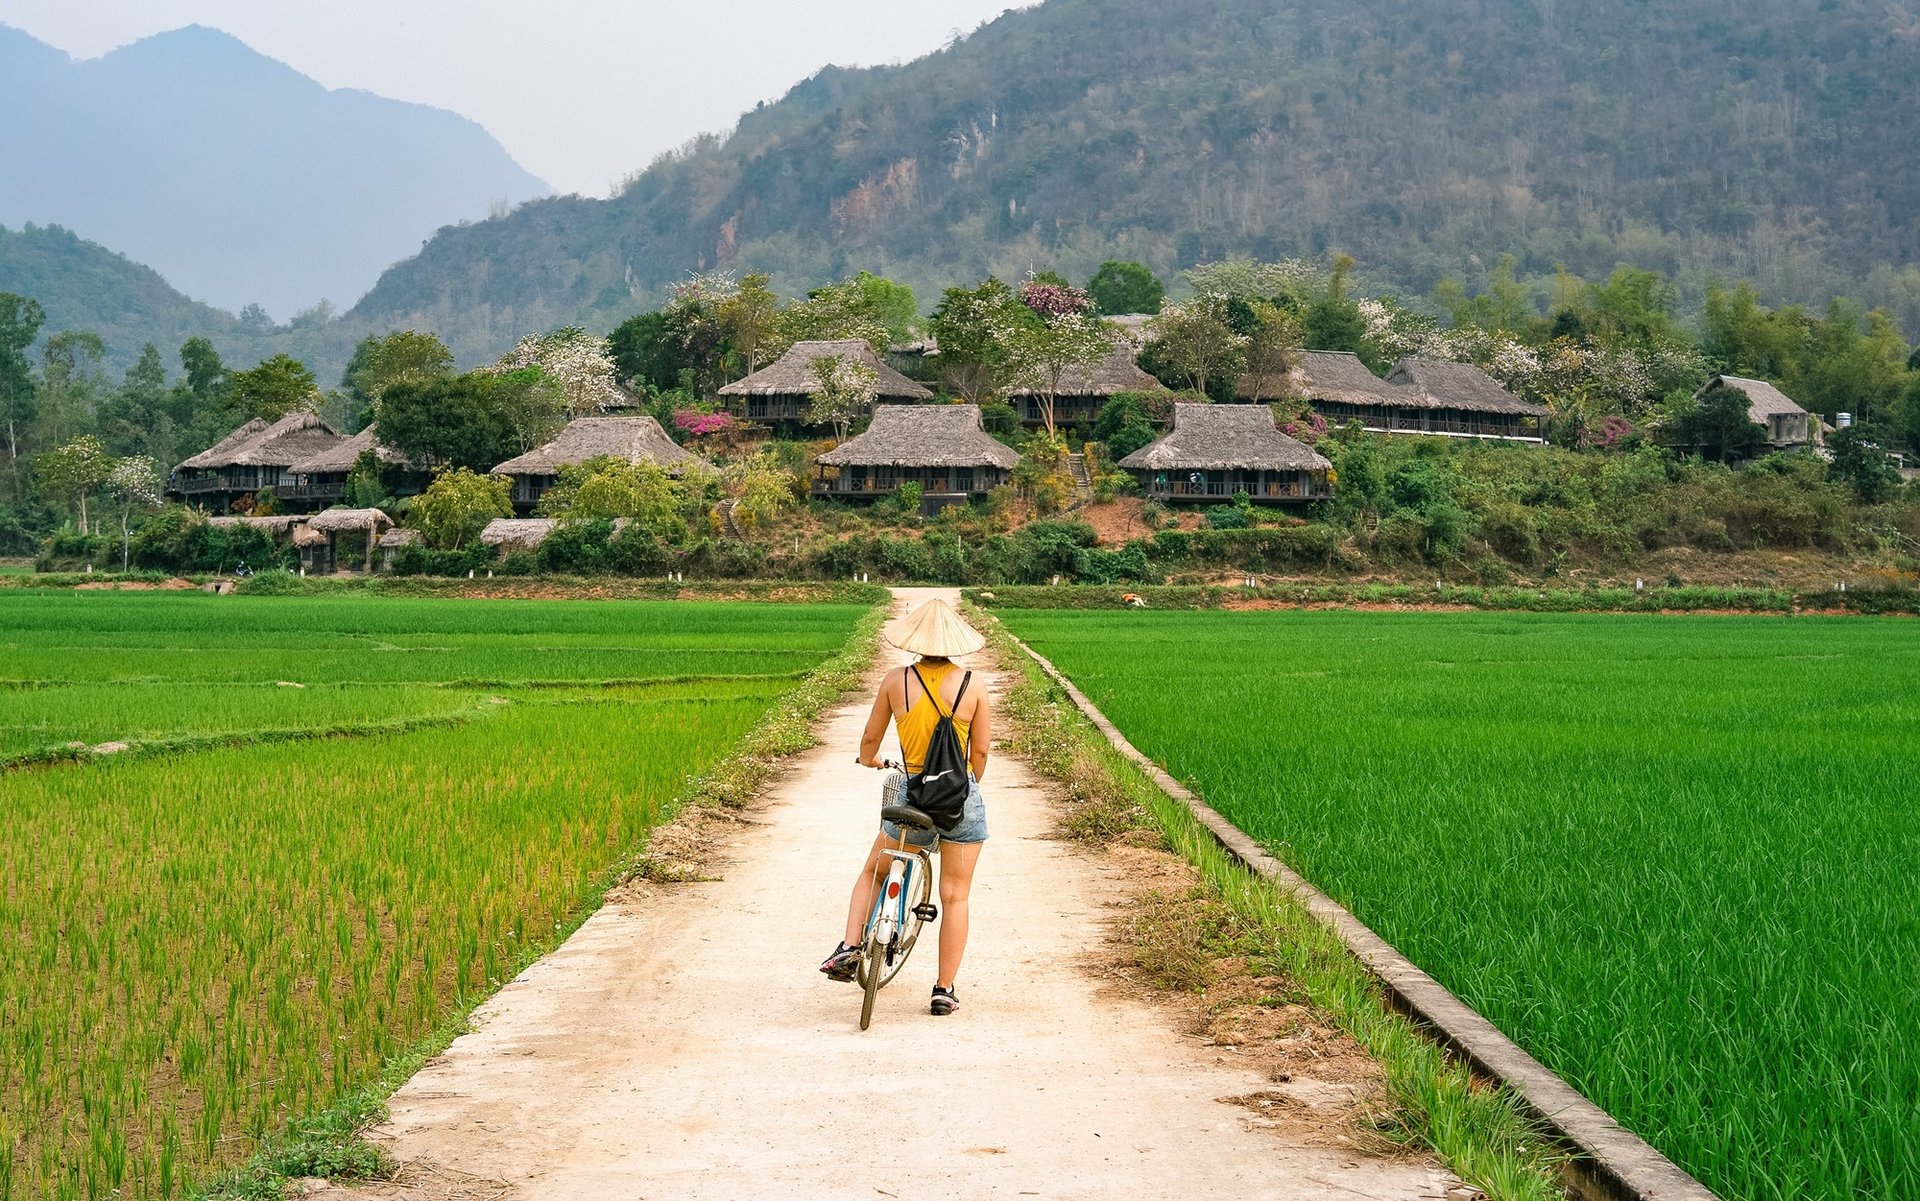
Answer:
[
  {"xmin": 1000, "ymin": 608, "xmax": 1919, "ymax": 1201},
  {"xmin": 0, "ymin": 592, "xmax": 865, "ymax": 1198}
]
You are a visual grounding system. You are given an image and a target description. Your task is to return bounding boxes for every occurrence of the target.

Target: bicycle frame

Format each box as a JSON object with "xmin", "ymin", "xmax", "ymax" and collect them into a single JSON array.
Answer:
[{"xmin": 866, "ymin": 844, "xmax": 926, "ymax": 967}]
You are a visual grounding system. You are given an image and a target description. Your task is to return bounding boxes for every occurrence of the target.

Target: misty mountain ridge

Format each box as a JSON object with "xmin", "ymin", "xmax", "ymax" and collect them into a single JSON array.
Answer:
[{"xmin": 0, "ymin": 23, "xmax": 549, "ymax": 319}]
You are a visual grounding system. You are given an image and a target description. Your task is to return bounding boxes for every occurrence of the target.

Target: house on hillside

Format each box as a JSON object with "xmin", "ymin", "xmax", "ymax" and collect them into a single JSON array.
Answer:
[
  {"xmin": 1269, "ymin": 352, "xmax": 1551, "ymax": 443},
  {"xmin": 1694, "ymin": 375, "xmax": 1815, "ymax": 451},
  {"xmin": 490, "ymin": 416, "xmax": 708, "ymax": 511},
  {"xmin": 718, "ymin": 339, "xmax": 932, "ymax": 427},
  {"xmin": 813, "ymin": 404, "xmax": 1020, "ymax": 510},
  {"xmin": 1007, "ymin": 344, "xmax": 1169, "ymax": 429},
  {"xmin": 1119, "ymin": 403, "xmax": 1333, "ymax": 504},
  {"xmin": 1376, "ymin": 358, "xmax": 1551, "ymax": 442},
  {"xmin": 170, "ymin": 412, "xmax": 344, "ymax": 511},
  {"xmin": 302, "ymin": 508, "xmax": 393, "ymax": 574},
  {"xmin": 285, "ymin": 424, "xmax": 417, "ymax": 507}
]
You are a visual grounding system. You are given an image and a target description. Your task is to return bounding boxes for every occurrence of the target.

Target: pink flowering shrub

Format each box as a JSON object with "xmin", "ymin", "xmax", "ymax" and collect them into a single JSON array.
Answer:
[
  {"xmin": 674, "ymin": 408, "xmax": 737, "ymax": 438},
  {"xmin": 1018, "ymin": 281, "xmax": 1094, "ymax": 320},
  {"xmin": 1587, "ymin": 414, "xmax": 1636, "ymax": 451},
  {"xmin": 1280, "ymin": 411, "xmax": 1329, "ymax": 446}
]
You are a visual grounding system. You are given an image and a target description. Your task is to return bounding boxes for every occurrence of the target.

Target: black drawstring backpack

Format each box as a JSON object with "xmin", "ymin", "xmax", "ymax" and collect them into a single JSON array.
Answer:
[{"xmin": 906, "ymin": 664, "xmax": 971, "ymax": 833}]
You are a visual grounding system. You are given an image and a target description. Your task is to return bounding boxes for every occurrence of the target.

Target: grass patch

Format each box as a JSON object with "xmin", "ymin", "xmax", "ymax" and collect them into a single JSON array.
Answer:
[{"xmin": 975, "ymin": 605, "xmax": 1567, "ymax": 1201}]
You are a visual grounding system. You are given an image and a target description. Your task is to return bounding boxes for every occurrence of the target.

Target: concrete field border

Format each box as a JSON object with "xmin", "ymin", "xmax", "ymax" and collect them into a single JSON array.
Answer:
[{"xmin": 1002, "ymin": 629, "xmax": 1720, "ymax": 1201}]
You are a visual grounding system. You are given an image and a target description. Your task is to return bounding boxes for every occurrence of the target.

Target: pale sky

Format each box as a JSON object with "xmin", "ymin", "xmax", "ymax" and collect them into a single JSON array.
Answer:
[{"xmin": 1, "ymin": 0, "xmax": 1033, "ymax": 197}]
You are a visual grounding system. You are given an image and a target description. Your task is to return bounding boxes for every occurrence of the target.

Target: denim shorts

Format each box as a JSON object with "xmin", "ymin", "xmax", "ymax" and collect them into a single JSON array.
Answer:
[{"xmin": 880, "ymin": 773, "xmax": 988, "ymax": 848}]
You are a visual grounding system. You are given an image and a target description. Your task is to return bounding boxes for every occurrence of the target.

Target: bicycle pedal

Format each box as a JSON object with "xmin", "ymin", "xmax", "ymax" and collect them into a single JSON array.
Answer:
[{"xmin": 913, "ymin": 903, "xmax": 940, "ymax": 921}]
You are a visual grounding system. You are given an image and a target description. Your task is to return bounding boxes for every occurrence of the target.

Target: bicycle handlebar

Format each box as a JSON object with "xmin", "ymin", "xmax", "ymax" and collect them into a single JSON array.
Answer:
[{"xmin": 859, "ymin": 757, "xmax": 905, "ymax": 772}]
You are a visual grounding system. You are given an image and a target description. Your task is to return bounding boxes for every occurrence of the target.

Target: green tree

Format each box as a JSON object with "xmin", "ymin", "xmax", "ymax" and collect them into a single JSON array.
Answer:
[
  {"xmin": 34, "ymin": 331, "xmax": 107, "ymax": 447},
  {"xmin": 1146, "ymin": 296, "xmax": 1245, "ymax": 397},
  {"xmin": 376, "ymin": 372, "xmax": 552, "ymax": 470},
  {"xmin": 342, "ymin": 330, "xmax": 455, "ymax": 427},
  {"xmin": 609, "ymin": 309, "xmax": 688, "ymax": 393},
  {"xmin": 722, "ymin": 449, "xmax": 797, "ymax": 532},
  {"xmin": 1825, "ymin": 423, "xmax": 1903, "ymax": 503},
  {"xmin": 228, "ymin": 354, "xmax": 318, "ymax": 421},
  {"xmin": 1303, "ymin": 256, "xmax": 1367, "ymax": 357},
  {"xmin": 809, "ymin": 353, "xmax": 879, "ymax": 444},
  {"xmin": 1086, "ymin": 261, "xmax": 1165, "ymax": 316},
  {"xmin": 717, "ymin": 272, "xmax": 781, "ymax": 377},
  {"xmin": 0, "ymin": 293, "xmax": 46, "ymax": 471},
  {"xmin": 537, "ymin": 457, "xmax": 689, "ymax": 540},
  {"xmin": 1240, "ymin": 301, "xmax": 1304, "ymax": 401},
  {"xmin": 35, "ymin": 434, "xmax": 112, "ymax": 528},
  {"xmin": 1093, "ymin": 391, "xmax": 1159, "ymax": 459},
  {"xmin": 412, "ymin": 467, "xmax": 513, "ymax": 549}
]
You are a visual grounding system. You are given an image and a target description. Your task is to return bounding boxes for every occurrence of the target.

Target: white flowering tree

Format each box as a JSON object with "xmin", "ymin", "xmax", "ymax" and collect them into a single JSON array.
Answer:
[
  {"xmin": 490, "ymin": 327, "xmax": 624, "ymax": 418},
  {"xmin": 105, "ymin": 455, "xmax": 162, "ymax": 571},
  {"xmin": 809, "ymin": 354, "xmax": 880, "ymax": 445},
  {"xmin": 1014, "ymin": 281, "xmax": 1114, "ymax": 436}
]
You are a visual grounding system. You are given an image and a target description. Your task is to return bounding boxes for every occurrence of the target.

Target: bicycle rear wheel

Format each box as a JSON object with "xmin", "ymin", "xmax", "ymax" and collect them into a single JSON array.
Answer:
[
  {"xmin": 858, "ymin": 923, "xmax": 883, "ymax": 1030},
  {"xmin": 877, "ymin": 853, "xmax": 934, "ymax": 988}
]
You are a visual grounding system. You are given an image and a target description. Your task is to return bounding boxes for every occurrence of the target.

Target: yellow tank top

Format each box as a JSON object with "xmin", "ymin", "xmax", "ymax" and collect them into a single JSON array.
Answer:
[{"xmin": 896, "ymin": 660, "xmax": 971, "ymax": 774}]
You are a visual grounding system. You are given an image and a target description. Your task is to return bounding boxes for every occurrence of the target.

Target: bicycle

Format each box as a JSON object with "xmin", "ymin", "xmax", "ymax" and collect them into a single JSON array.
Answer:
[{"xmin": 856, "ymin": 760, "xmax": 941, "ymax": 1030}]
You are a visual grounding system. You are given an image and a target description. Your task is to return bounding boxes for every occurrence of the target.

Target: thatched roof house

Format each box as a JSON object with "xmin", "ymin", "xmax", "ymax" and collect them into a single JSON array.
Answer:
[
  {"xmin": 1118, "ymin": 403, "xmax": 1333, "ymax": 504},
  {"xmin": 1695, "ymin": 374, "xmax": 1814, "ymax": 449},
  {"xmin": 1270, "ymin": 352, "xmax": 1547, "ymax": 442},
  {"xmin": 814, "ymin": 404, "xmax": 1019, "ymax": 504},
  {"xmin": 1378, "ymin": 358, "xmax": 1550, "ymax": 441},
  {"xmin": 284, "ymin": 424, "xmax": 412, "ymax": 507},
  {"xmin": 376, "ymin": 527, "xmax": 422, "ymax": 572},
  {"xmin": 478, "ymin": 517, "xmax": 633, "ymax": 554},
  {"xmin": 296, "ymin": 507, "xmax": 393, "ymax": 574},
  {"xmin": 490, "ymin": 416, "xmax": 707, "ymax": 509},
  {"xmin": 719, "ymin": 340, "xmax": 932, "ymax": 423},
  {"xmin": 171, "ymin": 412, "xmax": 344, "ymax": 507},
  {"xmin": 206, "ymin": 515, "xmax": 307, "ymax": 538},
  {"xmin": 480, "ymin": 518, "xmax": 558, "ymax": 550},
  {"xmin": 1007, "ymin": 344, "xmax": 1168, "ymax": 427}
]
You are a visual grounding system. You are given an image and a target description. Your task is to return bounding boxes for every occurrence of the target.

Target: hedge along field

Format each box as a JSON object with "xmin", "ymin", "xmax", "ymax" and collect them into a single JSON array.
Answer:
[
  {"xmin": 0, "ymin": 592, "xmax": 866, "ymax": 1199},
  {"xmin": 999, "ymin": 609, "xmax": 1920, "ymax": 1201}
]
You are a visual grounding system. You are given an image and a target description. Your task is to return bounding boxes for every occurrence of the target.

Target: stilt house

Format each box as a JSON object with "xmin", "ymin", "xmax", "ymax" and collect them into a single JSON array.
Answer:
[
  {"xmin": 719, "ymin": 340, "xmax": 932, "ymax": 427},
  {"xmin": 813, "ymin": 404, "xmax": 1019, "ymax": 509},
  {"xmin": 1119, "ymin": 403, "xmax": 1333, "ymax": 504},
  {"xmin": 490, "ymin": 416, "xmax": 707, "ymax": 511}
]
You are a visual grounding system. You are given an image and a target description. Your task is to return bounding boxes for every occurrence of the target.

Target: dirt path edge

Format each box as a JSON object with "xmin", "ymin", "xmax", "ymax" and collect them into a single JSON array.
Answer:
[{"xmin": 998, "ymin": 626, "xmax": 1721, "ymax": 1201}]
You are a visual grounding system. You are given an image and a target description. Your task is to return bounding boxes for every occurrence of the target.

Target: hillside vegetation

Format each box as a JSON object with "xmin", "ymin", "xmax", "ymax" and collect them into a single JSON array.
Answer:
[{"xmin": 352, "ymin": 0, "xmax": 1920, "ymax": 361}]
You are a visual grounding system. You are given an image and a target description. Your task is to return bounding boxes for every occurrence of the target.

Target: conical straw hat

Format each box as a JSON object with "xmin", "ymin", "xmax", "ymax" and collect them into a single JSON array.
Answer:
[{"xmin": 884, "ymin": 598, "xmax": 985, "ymax": 659}]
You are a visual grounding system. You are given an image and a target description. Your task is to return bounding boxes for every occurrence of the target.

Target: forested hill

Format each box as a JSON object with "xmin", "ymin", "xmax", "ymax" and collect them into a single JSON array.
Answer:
[
  {"xmin": 351, "ymin": 0, "xmax": 1920, "ymax": 363},
  {"xmin": 0, "ymin": 223, "xmax": 359, "ymax": 380},
  {"xmin": 0, "ymin": 23, "xmax": 549, "ymax": 320}
]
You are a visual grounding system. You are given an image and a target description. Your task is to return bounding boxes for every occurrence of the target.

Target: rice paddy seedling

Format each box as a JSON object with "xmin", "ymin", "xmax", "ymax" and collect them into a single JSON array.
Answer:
[
  {"xmin": 0, "ymin": 592, "xmax": 864, "ymax": 1197},
  {"xmin": 1001, "ymin": 608, "xmax": 1920, "ymax": 1201}
]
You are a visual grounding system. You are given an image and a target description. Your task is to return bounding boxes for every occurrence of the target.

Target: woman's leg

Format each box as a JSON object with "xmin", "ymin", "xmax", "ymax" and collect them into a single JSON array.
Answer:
[
  {"xmin": 842, "ymin": 832, "xmax": 895, "ymax": 946},
  {"xmin": 934, "ymin": 840, "xmax": 983, "ymax": 988}
]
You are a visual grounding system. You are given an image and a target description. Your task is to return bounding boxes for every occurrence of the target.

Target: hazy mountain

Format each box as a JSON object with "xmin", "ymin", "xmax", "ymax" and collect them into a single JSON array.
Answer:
[
  {"xmin": 0, "ymin": 24, "xmax": 549, "ymax": 319},
  {"xmin": 349, "ymin": 0, "xmax": 1920, "ymax": 363}
]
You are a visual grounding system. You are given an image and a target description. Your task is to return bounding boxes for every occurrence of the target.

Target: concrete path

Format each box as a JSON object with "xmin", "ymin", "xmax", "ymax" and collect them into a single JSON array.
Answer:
[{"xmin": 336, "ymin": 588, "xmax": 1455, "ymax": 1200}]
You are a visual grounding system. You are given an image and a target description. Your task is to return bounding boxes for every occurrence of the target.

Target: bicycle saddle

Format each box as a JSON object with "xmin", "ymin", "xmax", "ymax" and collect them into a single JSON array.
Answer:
[{"xmin": 881, "ymin": 804, "xmax": 937, "ymax": 831}]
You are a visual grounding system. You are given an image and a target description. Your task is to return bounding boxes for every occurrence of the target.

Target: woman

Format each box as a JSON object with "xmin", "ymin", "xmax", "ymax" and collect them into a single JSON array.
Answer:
[{"xmin": 820, "ymin": 598, "xmax": 992, "ymax": 1016}]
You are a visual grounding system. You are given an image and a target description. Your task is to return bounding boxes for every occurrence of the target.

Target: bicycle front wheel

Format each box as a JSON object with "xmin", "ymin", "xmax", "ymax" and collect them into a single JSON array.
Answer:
[{"xmin": 877, "ymin": 854, "xmax": 934, "ymax": 988}]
